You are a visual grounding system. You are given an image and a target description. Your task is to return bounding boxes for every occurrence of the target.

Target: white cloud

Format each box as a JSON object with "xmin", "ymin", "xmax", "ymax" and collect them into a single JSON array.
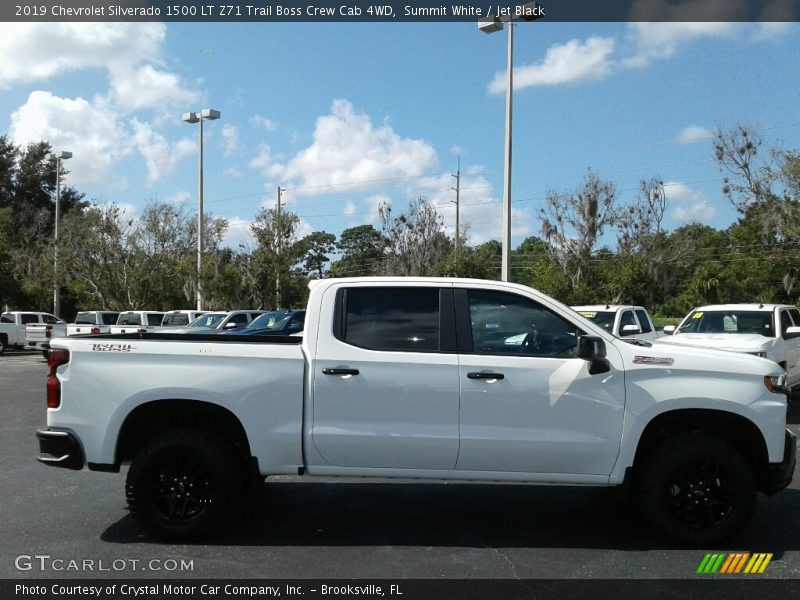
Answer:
[
  {"xmin": 224, "ymin": 167, "xmax": 243, "ymax": 179},
  {"xmin": 0, "ymin": 23, "xmax": 164, "ymax": 87},
  {"xmin": 254, "ymin": 100, "xmax": 439, "ymax": 196},
  {"xmin": 109, "ymin": 64, "xmax": 196, "ymax": 113},
  {"xmin": 250, "ymin": 115, "xmax": 278, "ymax": 133},
  {"xmin": 10, "ymin": 91, "xmax": 129, "ymax": 189},
  {"xmin": 343, "ymin": 201, "xmax": 357, "ymax": 217},
  {"xmin": 166, "ymin": 191, "xmax": 191, "ymax": 204},
  {"xmin": 489, "ymin": 36, "xmax": 615, "ymax": 93},
  {"xmin": 676, "ymin": 125, "xmax": 713, "ymax": 144},
  {"xmin": 622, "ymin": 22, "xmax": 738, "ymax": 69},
  {"xmin": 665, "ymin": 180, "xmax": 718, "ymax": 223},
  {"xmin": 130, "ymin": 119, "xmax": 196, "ymax": 183},
  {"xmin": 221, "ymin": 216, "xmax": 255, "ymax": 248},
  {"xmin": 221, "ymin": 124, "xmax": 239, "ymax": 156}
]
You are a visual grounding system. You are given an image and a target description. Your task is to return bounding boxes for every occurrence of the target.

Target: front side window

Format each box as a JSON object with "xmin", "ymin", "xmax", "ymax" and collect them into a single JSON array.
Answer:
[
  {"xmin": 780, "ymin": 310, "xmax": 793, "ymax": 337},
  {"xmin": 467, "ymin": 290, "xmax": 580, "ymax": 357},
  {"xmin": 41, "ymin": 314, "xmax": 59, "ymax": 324},
  {"xmin": 619, "ymin": 310, "xmax": 636, "ymax": 335},
  {"xmin": 102, "ymin": 313, "xmax": 120, "ymax": 325},
  {"xmin": 338, "ymin": 287, "xmax": 440, "ymax": 352}
]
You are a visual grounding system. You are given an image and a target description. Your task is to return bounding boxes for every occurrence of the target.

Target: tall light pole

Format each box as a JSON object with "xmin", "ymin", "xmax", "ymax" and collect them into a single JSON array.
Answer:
[
  {"xmin": 182, "ymin": 108, "xmax": 221, "ymax": 311},
  {"xmin": 479, "ymin": 3, "xmax": 541, "ymax": 282},
  {"xmin": 51, "ymin": 150, "xmax": 72, "ymax": 318}
]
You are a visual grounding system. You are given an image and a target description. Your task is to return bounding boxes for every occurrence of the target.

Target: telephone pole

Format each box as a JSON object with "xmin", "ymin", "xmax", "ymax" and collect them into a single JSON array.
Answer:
[
  {"xmin": 275, "ymin": 186, "xmax": 285, "ymax": 309},
  {"xmin": 451, "ymin": 157, "xmax": 461, "ymax": 251}
]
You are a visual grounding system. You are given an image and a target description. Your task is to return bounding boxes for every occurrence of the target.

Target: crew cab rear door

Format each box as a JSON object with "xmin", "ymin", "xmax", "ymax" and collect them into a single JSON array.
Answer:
[{"xmin": 310, "ymin": 284, "xmax": 460, "ymax": 470}]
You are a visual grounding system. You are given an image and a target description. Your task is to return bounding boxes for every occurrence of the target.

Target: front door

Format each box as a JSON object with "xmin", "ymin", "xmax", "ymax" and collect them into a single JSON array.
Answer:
[{"xmin": 456, "ymin": 288, "xmax": 625, "ymax": 476}]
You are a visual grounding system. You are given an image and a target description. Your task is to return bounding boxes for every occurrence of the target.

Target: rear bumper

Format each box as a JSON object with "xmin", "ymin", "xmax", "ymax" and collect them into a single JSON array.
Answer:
[
  {"xmin": 36, "ymin": 428, "xmax": 84, "ymax": 470},
  {"xmin": 764, "ymin": 429, "xmax": 797, "ymax": 496}
]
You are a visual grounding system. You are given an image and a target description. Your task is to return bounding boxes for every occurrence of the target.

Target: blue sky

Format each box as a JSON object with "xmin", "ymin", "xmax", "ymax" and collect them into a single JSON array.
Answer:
[{"xmin": 1, "ymin": 21, "xmax": 798, "ymax": 251}]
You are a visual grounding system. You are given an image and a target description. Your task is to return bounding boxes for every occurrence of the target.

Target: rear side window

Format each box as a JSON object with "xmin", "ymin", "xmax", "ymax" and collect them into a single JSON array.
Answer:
[
  {"xmin": 0, "ymin": 314, "xmax": 13, "ymax": 323},
  {"xmin": 147, "ymin": 313, "xmax": 164, "ymax": 326},
  {"xmin": 103, "ymin": 313, "xmax": 119, "ymax": 325},
  {"xmin": 21, "ymin": 314, "xmax": 39, "ymax": 324},
  {"xmin": 634, "ymin": 309, "xmax": 653, "ymax": 333},
  {"xmin": 337, "ymin": 287, "xmax": 440, "ymax": 352},
  {"xmin": 162, "ymin": 313, "xmax": 190, "ymax": 326},
  {"xmin": 117, "ymin": 313, "xmax": 142, "ymax": 325}
]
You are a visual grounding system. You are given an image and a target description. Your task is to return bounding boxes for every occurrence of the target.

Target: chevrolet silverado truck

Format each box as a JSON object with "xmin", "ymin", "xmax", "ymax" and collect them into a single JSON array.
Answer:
[
  {"xmin": 36, "ymin": 278, "xmax": 796, "ymax": 545},
  {"xmin": 1, "ymin": 311, "xmax": 62, "ymax": 354},
  {"xmin": 572, "ymin": 304, "xmax": 660, "ymax": 342},
  {"xmin": 66, "ymin": 311, "xmax": 121, "ymax": 336},
  {"xmin": 660, "ymin": 304, "xmax": 800, "ymax": 391}
]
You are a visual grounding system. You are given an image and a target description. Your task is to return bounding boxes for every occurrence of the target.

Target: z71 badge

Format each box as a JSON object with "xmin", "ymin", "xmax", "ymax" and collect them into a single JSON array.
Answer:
[{"xmin": 91, "ymin": 343, "xmax": 135, "ymax": 352}]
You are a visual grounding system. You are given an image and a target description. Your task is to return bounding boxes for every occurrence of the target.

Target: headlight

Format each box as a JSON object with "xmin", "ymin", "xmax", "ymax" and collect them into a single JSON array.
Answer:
[{"xmin": 764, "ymin": 374, "xmax": 789, "ymax": 395}]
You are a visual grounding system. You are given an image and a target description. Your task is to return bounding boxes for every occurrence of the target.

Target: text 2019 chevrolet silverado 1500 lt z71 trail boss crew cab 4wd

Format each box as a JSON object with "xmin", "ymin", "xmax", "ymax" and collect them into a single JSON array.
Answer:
[{"xmin": 36, "ymin": 278, "xmax": 796, "ymax": 545}]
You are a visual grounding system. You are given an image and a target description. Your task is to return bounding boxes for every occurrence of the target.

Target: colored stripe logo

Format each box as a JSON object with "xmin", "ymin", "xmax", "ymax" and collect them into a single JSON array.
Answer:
[{"xmin": 696, "ymin": 552, "xmax": 773, "ymax": 574}]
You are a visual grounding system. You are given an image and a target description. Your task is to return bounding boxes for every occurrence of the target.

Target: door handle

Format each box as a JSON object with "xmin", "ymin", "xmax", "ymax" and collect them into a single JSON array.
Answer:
[
  {"xmin": 322, "ymin": 368, "xmax": 360, "ymax": 376},
  {"xmin": 467, "ymin": 371, "xmax": 504, "ymax": 380}
]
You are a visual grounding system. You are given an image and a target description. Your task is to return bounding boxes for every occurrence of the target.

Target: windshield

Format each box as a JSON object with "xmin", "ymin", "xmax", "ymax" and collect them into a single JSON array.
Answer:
[
  {"xmin": 678, "ymin": 310, "xmax": 775, "ymax": 337},
  {"xmin": 188, "ymin": 313, "xmax": 226, "ymax": 328},
  {"xmin": 246, "ymin": 311, "xmax": 289, "ymax": 330},
  {"xmin": 576, "ymin": 310, "xmax": 616, "ymax": 332}
]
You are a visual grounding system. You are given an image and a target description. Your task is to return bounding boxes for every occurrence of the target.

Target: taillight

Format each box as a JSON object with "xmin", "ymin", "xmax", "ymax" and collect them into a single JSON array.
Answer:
[
  {"xmin": 46, "ymin": 349, "xmax": 70, "ymax": 409},
  {"xmin": 90, "ymin": 327, "xmax": 100, "ymax": 335},
  {"xmin": 138, "ymin": 328, "xmax": 146, "ymax": 334},
  {"xmin": 45, "ymin": 325, "xmax": 52, "ymax": 339}
]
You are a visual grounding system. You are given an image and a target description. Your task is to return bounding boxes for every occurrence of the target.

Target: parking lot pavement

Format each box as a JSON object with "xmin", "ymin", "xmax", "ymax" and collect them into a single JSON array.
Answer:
[{"xmin": 1, "ymin": 357, "xmax": 799, "ymax": 582}]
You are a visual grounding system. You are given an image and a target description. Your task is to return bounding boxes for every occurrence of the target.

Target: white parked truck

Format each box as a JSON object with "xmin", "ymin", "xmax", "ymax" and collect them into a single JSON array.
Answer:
[
  {"xmin": 66, "ymin": 311, "xmax": 121, "ymax": 336},
  {"xmin": 108, "ymin": 311, "xmax": 166, "ymax": 334},
  {"xmin": 0, "ymin": 311, "xmax": 62, "ymax": 354},
  {"xmin": 37, "ymin": 278, "xmax": 796, "ymax": 545},
  {"xmin": 660, "ymin": 304, "xmax": 800, "ymax": 391},
  {"xmin": 572, "ymin": 305, "xmax": 660, "ymax": 342}
]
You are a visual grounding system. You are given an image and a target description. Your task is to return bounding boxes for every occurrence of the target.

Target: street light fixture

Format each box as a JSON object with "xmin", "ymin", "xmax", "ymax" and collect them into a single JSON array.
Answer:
[
  {"xmin": 478, "ymin": 2, "xmax": 541, "ymax": 282},
  {"xmin": 182, "ymin": 108, "xmax": 221, "ymax": 311},
  {"xmin": 51, "ymin": 150, "xmax": 72, "ymax": 318}
]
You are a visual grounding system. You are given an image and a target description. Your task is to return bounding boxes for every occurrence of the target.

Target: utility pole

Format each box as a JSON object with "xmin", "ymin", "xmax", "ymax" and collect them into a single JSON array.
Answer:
[
  {"xmin": 275, "ymin": 186, "xmax": 285, "ymax": 310},
  {"xmin": 451, "ymin": 157, "xmax": 461, "ymax": 251}
]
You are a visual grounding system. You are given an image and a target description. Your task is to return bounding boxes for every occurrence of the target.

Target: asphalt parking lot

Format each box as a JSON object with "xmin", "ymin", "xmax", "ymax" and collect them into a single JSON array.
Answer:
[{"xmin": 1, "ymin": 350, "xmax": 799, "ymax": 585}]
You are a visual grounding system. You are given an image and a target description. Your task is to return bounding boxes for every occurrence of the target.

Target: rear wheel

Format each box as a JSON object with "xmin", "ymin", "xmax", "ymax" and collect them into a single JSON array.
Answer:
[
  {"xmin": 0, "ymin": 336, "xmax": 6, "ymax": 355},
  {"xmin": 126, "ymin": 429, "xmax": 243, "ymax": 541},
  {"xmin": 634, "ymin": 434, "xmax": 756, "ymax": 546}
]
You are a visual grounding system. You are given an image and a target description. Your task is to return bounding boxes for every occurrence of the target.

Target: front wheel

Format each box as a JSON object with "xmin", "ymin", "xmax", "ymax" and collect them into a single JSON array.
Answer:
[
  {"xmin": 126, "ymin": 429, "xmax": 243, "ymax": 541},
  {"xmin": 634, "ymin": 434, "xmax": 756, "ymax": 546},
  {"xmin": 0, "ymin": 337, "xmax": 6, "ymax": 355}
]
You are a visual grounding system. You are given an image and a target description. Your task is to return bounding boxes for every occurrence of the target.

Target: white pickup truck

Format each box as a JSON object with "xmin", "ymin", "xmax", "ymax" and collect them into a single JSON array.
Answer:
[
  {"xmin": 0, "ymin": 311, "xmax": 62, "ymax": 354},
  {"xmin": 37, "ymin": 278, "xmax": 796, "ymax": 546},
  {"xmin": 660, "ymin": 304, "xmax": 800, "ymax": 391},
  {"xmin": 572, "ymin": 305, "xmax": 660, "ymax": 341},
  {"xmin": 66, "ymin": 311, "xmax": 121, "ymax": 336},
  {"xmin": 108, "ymin": 311, "xmax": 166, "ymax": 334}
]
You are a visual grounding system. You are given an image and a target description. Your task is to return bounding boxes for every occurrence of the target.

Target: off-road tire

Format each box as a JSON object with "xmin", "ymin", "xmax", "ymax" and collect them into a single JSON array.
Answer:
[
  {"xmin": 634, "ymin": 433, "xmax": 756, "ymax": 547},
  {"xmin": 126, "ymin": 429, "xmax": 243, "ymax": 541}
]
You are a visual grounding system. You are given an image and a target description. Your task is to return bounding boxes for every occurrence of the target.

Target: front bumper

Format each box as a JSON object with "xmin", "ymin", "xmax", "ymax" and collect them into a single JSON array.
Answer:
[
  {"xmin": 36, "ymin": 428, "xmax": 84, "ymax": 470},
  {"xmin": 764, "ymin": 429, "xmax": 797, "ymax": 496}
]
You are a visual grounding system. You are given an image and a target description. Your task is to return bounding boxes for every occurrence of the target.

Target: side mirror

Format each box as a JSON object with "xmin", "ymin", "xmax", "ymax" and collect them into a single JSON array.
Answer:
[
  {"xmin": 223, "ymin": 322, "xmax": 238, "ymax": 330},
  {"xmin": 620, "ymin": 324, "xmax": 642, "ymax": 336},
  {"xmin": 785, "ymin": 326, "xmax": 800, "ymax": 340},
  {"xmin": 288, "ymin": 321, "xmax": 302, "ymax": 332},
  {"xmin": 663, "ymin": 325, "xmax": 676, "ymax": 334},
  {"xmin": 578, "ymin": 335, "xmax": 611, "ymax": 375}
]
